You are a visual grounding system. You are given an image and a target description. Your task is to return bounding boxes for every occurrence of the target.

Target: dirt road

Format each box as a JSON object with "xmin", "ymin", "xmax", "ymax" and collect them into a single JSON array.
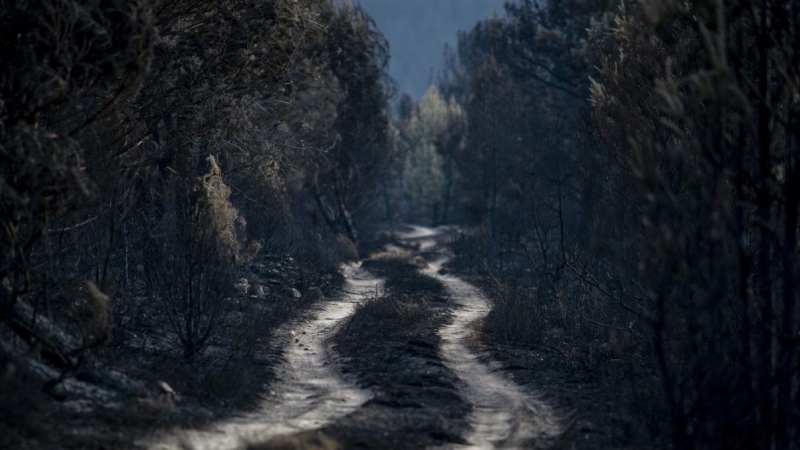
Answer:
[{"xmin": 152, "ymin": 226, "xmax": 561, "ymax": 449}]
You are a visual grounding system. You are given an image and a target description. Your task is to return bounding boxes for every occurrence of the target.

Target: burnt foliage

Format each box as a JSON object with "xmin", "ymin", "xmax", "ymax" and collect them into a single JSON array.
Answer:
[{"xmin": 0, "ymin": 0, "xmax": 394, "ymax": 440}]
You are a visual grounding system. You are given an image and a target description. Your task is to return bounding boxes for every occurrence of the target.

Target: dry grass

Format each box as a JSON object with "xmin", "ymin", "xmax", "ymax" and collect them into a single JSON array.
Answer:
[
  {"xmin": 342, "ymin": 294, "xmax": 431, "ymax": 339},
  {"xmin": 200, "ymin": 154, "xmax": 244, "ymax": 262},
  {"xmin": 368, "ymin": 249, "xmax": 411, "ymax": 262},
  {"xmin": 340, "ymin": 250, "xmax": 446, "ymax": 338},
  {"xmin": 362, "ymin": 257, "xmax": 445, "ymax": 300},
  {"xmin": 368, "ymin": 248, "xmax": 428, "ymax": 267}
]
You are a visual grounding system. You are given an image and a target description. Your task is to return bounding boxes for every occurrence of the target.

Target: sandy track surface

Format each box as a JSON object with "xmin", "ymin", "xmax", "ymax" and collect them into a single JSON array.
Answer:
[
  {"xmin": 394, "ymin": 226, "xmax": 561, "ymax": 449},
  {"xmin": 425, "ymin": 259, "xmax": 561, "ymax": 449},
  {"xmin": 148, "ymin": 264, "xmax": 382, "ymax": 450}
]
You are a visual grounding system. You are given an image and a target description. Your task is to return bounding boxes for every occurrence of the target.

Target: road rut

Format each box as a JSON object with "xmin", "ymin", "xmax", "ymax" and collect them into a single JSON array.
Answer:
[
  {"xmin": 149, "ymin": 263, "xmax": 381, "ymax": 450},
  {"xmin": 425, "ymin": 258, "xmax": 561, "ymax": 449},
  {"xmin": 395, "ymin": 225, "xmax": 561, "ymax": 450}
]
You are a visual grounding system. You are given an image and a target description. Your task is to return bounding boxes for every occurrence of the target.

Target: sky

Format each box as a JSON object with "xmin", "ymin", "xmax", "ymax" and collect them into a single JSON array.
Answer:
[{"xmin": 349, "ymin": 0, "xmax": 507, "ymax": 100}]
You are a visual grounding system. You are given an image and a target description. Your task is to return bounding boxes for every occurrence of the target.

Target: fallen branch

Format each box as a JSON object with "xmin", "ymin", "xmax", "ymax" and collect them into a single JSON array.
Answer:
[{"xmin": 47, "ymin": 216, "xmax": 97, "ymax": 233}]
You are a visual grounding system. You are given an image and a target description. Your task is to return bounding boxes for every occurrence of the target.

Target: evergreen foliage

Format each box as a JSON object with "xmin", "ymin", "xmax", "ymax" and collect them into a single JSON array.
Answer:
[{"xmin": 399, "ymin": 86, "xmax": 465, "ymax": 224}]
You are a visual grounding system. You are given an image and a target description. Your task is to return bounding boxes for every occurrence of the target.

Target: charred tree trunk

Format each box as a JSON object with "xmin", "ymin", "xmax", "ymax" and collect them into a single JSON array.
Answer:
[
  {"xmin": 334, "ymin": 177, "xmax": 359, "ymax": 247},
  {"xmin": 755, "ymin": 15, "xmax": 775, "ymax": 446}
]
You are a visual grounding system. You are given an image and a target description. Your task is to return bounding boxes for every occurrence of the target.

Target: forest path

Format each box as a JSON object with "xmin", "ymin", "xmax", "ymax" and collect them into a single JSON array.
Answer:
[
  {"xmin": 397, "ymin": 226, "xmax": 562, "ymax": 449},
  {"xmin": 148, "ymin": 264, "xmax": 381, "ymax": 450}
]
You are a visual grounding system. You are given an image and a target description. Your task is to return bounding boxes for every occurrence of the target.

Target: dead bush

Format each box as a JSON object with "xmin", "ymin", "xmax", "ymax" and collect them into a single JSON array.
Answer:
[
  {"xmin": 448, "ymin": 229, "xmax": 487, "ymax": 273},
  {"xmin": 343, "ymin": 294, "xmax": 430, "ymax": 339},
  {"xmin": 147, "ymin": 298, "xmax": 297, "ymax": 409},
  {"xmin": 332, "ymin": 234, "xmax": 359, "ymax": 263},
  {"xmin": 483, "ymin": 283, "xmax": 545, "ymax": 347},
  {"xmin": 145, "ymin": 181, "xmax": 234, "ymax": 362},
  {"xmin": 193, "ymin": 305, "xmax": 291, "ymax": 408},
  {"xmin": 289, "ymin": 228, "xmax": 345, "ymax": 294}
]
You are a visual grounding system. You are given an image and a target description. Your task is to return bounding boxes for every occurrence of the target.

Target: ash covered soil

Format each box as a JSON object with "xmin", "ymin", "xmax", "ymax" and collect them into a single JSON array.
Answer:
[
  {"xmin": 13, "ymin": 226, "xmax": 648, "ymax": 450},
  {"xmin": 315, "ymin": 256, "xmax": 470, "ymax": 449}
]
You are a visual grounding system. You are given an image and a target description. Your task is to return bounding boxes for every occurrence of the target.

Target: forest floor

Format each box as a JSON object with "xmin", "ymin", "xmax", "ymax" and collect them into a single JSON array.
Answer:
[
  {"xmin": 3, "ymin": 291, "xmax": 312, "ymax": 450},
  {"xmin": 147, "ymin": 264, "xmax": 381, "ymax": 449},
  {"xmin": 6, "ymin": 225, "xmax": 649, "ymax": 450}
]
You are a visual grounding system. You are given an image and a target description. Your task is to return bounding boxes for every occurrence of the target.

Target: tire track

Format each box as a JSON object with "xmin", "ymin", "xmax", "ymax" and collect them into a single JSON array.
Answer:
[
  {"xmin": 148, "ymin": 263, "xmax": 381, "ymax": 450},
  {"xmin": 396, "ymin": 226, "xmax": 561, "ymax": 449},
  {"xmin": 425, "ymin": 258, "xmax": 561, "ymax": 449}
]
